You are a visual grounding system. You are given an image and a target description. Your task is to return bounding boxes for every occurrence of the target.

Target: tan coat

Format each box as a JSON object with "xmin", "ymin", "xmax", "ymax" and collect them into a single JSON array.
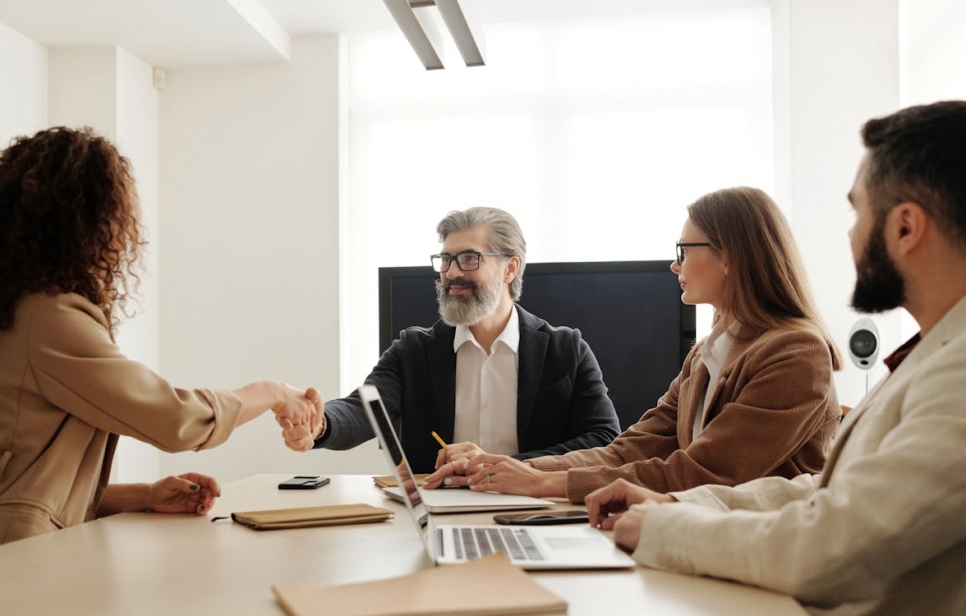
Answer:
[
  {"xmin": 634, "ymin": 295, "xmax": 966, "ymax": 616},
  {"xmin": 528, "ymin": 325, "xmax": 841, "ymax": 502},
  {"xmin": 0, "ymin": 293, "xmax": 241, "ymax": 544}
]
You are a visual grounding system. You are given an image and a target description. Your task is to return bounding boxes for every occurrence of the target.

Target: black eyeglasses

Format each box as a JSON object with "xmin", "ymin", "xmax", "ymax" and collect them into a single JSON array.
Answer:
[
  {"xmin": 430, "ymin": 251, "xmax": 511, "ymax": 273},
  {"xmin": 675, "ymin": 242, "xmax": 712, "ymax": 266}
]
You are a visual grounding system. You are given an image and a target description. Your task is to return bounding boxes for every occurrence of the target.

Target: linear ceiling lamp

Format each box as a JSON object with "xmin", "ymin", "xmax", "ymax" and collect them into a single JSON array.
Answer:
[{"xmin": 382, "ymin": 0, "xmax": 485, "ymax": 70}]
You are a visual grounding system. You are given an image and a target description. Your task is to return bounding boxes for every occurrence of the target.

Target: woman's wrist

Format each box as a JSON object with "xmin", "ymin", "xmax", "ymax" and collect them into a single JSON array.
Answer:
[
  {"xmin": 98, "ymin": 483, "xmax": 152, "ymax": 517},
  {"xmin": 536, "ymin": 471, "xmax": 568, "ymax": 498}
]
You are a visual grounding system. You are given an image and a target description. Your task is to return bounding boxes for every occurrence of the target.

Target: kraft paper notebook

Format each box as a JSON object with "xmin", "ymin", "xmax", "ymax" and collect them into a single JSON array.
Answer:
[
  {"xmin": 272, "ymin": 553, "xmax": 567, "ymax": 616},
  {"xmin": 231, "ymin": 503, "xmax": 393, "ymax": 530},
  {"xmin": 372, "ymin": 474, "xmax": 430, "ymax": 489}
]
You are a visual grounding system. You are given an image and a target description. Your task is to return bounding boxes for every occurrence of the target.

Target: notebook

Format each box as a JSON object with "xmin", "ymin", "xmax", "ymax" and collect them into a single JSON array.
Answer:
[
  {"xmin": 231, "ymin": 503, "xmax": 393, "ymax": 530},
  {"xmin": 358, "ymin": 384, "xmax": 636, "ymax": 570},
  {"xmin": 273, "ymin": 553, "xmax": 567, "ymax": 616},
  {"xmin": 372, "ymin": 474, "xmax": 430, "ymax": 489}
]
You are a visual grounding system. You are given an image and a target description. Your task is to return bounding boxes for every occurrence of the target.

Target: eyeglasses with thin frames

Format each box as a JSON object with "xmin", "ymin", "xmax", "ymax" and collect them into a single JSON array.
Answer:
[
  {"xmin": 430, "ymin": 251, "xmax": 511, "ymax": 273},
  {"xmin": 675, "ymin": 242, "xmax": 712, "ymax": 266}
]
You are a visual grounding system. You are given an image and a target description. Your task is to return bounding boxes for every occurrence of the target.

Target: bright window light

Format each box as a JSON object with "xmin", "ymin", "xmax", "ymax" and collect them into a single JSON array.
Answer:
[{"xmin": 342, "ymin": 8, "xmax": 773, "ymax": 392}]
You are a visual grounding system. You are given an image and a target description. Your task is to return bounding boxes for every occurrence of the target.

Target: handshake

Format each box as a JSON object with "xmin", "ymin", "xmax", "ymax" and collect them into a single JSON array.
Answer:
[{"xmin": 270, "ymin": 384, "xmax": 327, "ymax": 453}]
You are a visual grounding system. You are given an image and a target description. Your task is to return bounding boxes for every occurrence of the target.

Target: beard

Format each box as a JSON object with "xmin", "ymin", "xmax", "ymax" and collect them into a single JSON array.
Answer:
[
  {"xmin": 436, "ymin": 274, "xmax": 503, "ymax": 326},
  {"xmin": 851, "ymin": 219, "xmax": 906, "ymax": 313}
]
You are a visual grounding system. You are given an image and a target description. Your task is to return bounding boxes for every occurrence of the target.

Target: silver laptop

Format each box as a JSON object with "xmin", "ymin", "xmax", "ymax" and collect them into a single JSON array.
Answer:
[
  {"xmin": 382, "ymin": 485, "xmax": 554, "ymax": 513},
  {"xmin": 358, "ymin": 384, "xmax": 636, "ymax": 570}
]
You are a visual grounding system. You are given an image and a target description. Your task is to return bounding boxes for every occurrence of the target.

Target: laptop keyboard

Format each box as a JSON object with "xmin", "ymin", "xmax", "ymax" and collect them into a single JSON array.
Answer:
[{"xmin": 443, "ymin": 526, "xmax": 546, "ymax": 562}]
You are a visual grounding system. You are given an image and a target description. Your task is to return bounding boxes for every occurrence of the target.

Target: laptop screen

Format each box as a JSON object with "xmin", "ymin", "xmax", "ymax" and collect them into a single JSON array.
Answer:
[{"xmin": 358, "ymin": 385, "xmax": 430, "ymax": 530}]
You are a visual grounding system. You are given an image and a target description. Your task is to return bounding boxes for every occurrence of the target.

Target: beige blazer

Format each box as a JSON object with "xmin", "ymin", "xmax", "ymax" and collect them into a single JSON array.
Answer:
[
  {"xmin": 0, "ymin": 293, "xmax": 241, "ymax": 544},
  {"xmin": 529, "ymin": 324, "xmax": 841, "ymax": 502},
  {"xmin": 633, "ymin": 295, "xmax": 966, "ymax": 616}
]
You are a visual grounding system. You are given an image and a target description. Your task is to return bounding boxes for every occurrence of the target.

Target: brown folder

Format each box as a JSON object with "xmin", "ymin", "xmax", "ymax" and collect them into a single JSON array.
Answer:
[
  {"xmin": 231, "ymin": 503, "xmax": 393, "ymax": 530},
  {"xmin": 273, "ymin": 553, "xmax": 567, "ymax": 616},
  {"xmin": 372, "ymin": 474, "xmax": 430, "ymax": 489}
]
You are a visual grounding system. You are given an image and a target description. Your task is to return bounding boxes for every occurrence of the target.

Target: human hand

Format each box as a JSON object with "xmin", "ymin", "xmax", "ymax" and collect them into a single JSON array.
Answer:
[
  {"xmin": 584, "ymin": 479, "xmax": 674, "ymax": 530},
  {"xmin": 278, "ymin": 390, "xmax": 326, "ymax": 453},
  {"xmin": 433, "ymin": 441, "xmax": 486, "ymax": 471},
  {"xmin": 423, "ymin": 457, "xmax": 471, "ymax": 490},
  {"xmin": 148, "ymin": 473, "xmax": 221, "ymax": 516},
  {"xmin": 274, "ymin": 386, "xmax": 324, "ymax": 450},
  {"xmin": 612, "ymin": 503, "xmax": 659, "ymax": 553},
  {"xmin": 425, "ymin": 453, "xmax": 550, "ymax": 497}
]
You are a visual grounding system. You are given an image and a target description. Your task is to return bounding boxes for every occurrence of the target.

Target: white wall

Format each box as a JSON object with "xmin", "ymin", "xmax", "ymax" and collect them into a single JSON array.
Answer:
[
  {"xmin": 113, "ymin": 48, "xmax": 163, "ymax": 482},
  {"xmin": 773, "ymin": 0, "xmax": 901, "ymax": 408},
  {"xmin": 900, "ymin": 0, "xmax": 966, "ymax": 105},
  {"xmin": 48, "ymin": 45, "xmax": 163, "ymax": 481},
  {"xmin": 0, "ymin": 21, "xmax": 46, "ymax": 146},
  {"xmin": 157, "ymin": 35, "xmax": 384, "ymax": 483}
]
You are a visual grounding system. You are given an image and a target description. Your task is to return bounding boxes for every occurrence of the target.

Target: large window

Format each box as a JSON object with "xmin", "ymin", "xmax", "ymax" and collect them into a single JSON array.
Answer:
[{"xmin": 342, "ymin": 8, "xmax": 773, "ymax": 392}]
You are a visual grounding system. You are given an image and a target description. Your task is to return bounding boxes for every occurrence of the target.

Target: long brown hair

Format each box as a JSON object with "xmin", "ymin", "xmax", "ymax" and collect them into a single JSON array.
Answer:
[
  {"xmin": 688, "ymin": 187, "xmax": 843, "ymax": 370},
  {"xmin": 0, "ymin": 126, "xmax": 144, "ymax": 332}
]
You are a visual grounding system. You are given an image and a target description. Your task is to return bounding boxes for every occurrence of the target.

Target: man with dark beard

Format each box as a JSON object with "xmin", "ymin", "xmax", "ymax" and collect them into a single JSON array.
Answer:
[
  {"xmin": 286, "ymin": 207, "xmax": 620, "ymax": 473},
  {"xmin": 583, "ymin": 100, "xmax": 966, "ymax": 616}
]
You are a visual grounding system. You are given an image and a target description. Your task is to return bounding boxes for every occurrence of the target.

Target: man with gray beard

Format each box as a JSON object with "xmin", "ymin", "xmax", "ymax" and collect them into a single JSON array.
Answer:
[{"xmin": 289, "ymin": 207, "xmax": 620, "ymax": 473}]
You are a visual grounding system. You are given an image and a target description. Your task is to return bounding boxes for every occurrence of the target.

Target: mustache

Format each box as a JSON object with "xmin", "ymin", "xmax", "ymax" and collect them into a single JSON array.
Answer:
[{"xmin": 443, "ymin": 278, "xmax": 478, "ymax": 292}]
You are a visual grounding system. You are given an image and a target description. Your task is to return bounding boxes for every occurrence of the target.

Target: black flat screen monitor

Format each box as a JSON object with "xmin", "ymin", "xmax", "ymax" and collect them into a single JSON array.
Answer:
[{"xmin": 378, "ymin": 261, "xmax": 696, "ymax": 430}]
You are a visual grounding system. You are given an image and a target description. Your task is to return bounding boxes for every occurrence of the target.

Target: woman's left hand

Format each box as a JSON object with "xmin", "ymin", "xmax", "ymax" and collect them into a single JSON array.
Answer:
[
  {"xmin": 612, "ymin": 502, "xmax": 660, "ymax": 553},
  {"xmin": 148, "ymin": 473, "xmax": 221, "ymax": 516}
]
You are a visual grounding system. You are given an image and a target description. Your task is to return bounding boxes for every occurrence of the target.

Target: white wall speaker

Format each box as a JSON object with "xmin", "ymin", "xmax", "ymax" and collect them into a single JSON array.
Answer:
[{"xmin": 848, "ymin": 317, "xmax": 880, "ymax": 370}]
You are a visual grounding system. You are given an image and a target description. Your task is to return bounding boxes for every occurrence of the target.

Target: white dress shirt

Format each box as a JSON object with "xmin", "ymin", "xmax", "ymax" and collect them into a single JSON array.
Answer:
[
  {"xmin": 452, "ymin": 307, "xmax": 520, "ymax": 455},
  {"xmin": 692, "ymin": 319, "xmax": 740, "ymax": 440}
]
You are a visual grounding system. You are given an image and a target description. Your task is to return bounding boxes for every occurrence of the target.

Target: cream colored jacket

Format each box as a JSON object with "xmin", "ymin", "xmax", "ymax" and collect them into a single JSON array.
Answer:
[
  {"xmin": 633, "ymin": 295, "xmax": 966, "ymax": 616},
  {"xmin": 0, "ymin": 293, "xmax": 241, "ymax": 544}
]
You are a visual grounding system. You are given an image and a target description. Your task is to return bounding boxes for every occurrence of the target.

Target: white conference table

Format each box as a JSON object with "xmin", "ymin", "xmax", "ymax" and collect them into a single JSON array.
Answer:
[{"xmin": 0, "ymin": 474, "xmax": 808, "ymax": 616}]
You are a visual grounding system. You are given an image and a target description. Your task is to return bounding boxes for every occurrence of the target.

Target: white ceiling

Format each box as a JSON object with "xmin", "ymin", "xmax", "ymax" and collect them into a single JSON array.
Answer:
[{"xmin": 0, "ymin": 0, "xmax": 769, "ymax": 68}]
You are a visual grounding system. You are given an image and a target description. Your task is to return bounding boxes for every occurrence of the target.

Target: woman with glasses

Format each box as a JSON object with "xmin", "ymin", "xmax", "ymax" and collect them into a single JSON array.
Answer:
[
  {"xmin": 0, "ymin": 127, "xmax": 322, "ymax": 544},
  {"xmin": 424, "ymin": 187, "xmax": 843, "ymax": 503}
]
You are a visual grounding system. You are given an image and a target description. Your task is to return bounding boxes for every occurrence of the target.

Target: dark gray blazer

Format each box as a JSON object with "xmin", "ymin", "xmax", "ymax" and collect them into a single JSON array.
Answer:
[{"xmin": 315, "ymin": 305, "xmax": 620, "ymax": 473}]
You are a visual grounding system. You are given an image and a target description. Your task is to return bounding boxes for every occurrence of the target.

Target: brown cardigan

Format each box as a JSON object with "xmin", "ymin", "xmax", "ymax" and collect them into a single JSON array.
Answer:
[
  {"xmin": 0, "ymin": 293, "xmax": 241, "ymax": 544},
  {"xmin": 528, "ymin": 324, "xmax": 841, "ymax": 502}
]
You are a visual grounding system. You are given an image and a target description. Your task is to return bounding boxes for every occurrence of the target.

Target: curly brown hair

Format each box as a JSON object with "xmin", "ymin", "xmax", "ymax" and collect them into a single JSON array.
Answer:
[{"xmin": 0, "ymin": 126, "xmax": 145, "ymax": 332}]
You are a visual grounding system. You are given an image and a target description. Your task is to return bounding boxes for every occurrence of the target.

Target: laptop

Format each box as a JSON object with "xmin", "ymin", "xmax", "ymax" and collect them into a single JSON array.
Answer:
[
  {"xmin": 382, "ymin": 484, "xmax": 553, "ymax": 513},
  {"xmin": 358, "ymin": 384, "xmax": 636, "ymax": 570}
]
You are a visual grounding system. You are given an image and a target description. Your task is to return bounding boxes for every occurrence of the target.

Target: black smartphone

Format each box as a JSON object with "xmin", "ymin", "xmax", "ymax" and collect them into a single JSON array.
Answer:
[
  {"xmin": 277, "ymin": 475, "xmax": 330, "ymax": 490},
  {"xmin": 493, "ymin": 510, "xmax": 590, "ymax": 525}
]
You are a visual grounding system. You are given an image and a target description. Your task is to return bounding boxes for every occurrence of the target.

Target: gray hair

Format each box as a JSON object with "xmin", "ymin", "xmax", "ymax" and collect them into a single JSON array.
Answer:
[{"xmin": 436, "ymin": 207, "xmax": 527, "ymax": 300}]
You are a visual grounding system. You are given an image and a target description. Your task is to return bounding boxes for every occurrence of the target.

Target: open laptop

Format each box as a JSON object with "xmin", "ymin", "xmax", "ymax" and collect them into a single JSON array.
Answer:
[
  {"xmin": 358, "ymin": 384, "xmax": 636, "ymax": 570},
  {"xmin": 382, "ymin": 485, "xmax": 554, "ymax": 513}
]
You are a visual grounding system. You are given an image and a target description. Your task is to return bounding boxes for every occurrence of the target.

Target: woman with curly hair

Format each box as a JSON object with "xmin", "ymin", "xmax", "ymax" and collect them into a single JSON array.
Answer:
[{"xmin": 0, "ymin": 126, "xmax": 322, "ymax": 544}]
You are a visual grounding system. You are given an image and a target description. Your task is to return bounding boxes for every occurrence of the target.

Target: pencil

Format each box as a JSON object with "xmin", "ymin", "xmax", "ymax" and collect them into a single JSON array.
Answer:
[{"xmin": 431, "ymin": 431, "xmax": 447, "ymax": 448}]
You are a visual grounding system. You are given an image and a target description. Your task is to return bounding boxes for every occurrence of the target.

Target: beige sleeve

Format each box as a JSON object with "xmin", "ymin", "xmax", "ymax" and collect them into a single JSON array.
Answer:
[{"xmin": 26, "ymin": 295, "xmax": 242, "ymax": 452}]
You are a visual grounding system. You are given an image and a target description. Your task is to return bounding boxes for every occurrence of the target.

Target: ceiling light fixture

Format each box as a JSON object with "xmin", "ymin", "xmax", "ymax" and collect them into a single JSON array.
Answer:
[{"xmin": 382, "ymin": 0, "xmax": 485, "ymax": 70}]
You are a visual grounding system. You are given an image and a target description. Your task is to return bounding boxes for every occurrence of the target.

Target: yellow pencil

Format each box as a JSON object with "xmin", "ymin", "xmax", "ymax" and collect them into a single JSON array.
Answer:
[{"xmin": 431, "ymin": 431, "xmax": 447, "ymax": 448}]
